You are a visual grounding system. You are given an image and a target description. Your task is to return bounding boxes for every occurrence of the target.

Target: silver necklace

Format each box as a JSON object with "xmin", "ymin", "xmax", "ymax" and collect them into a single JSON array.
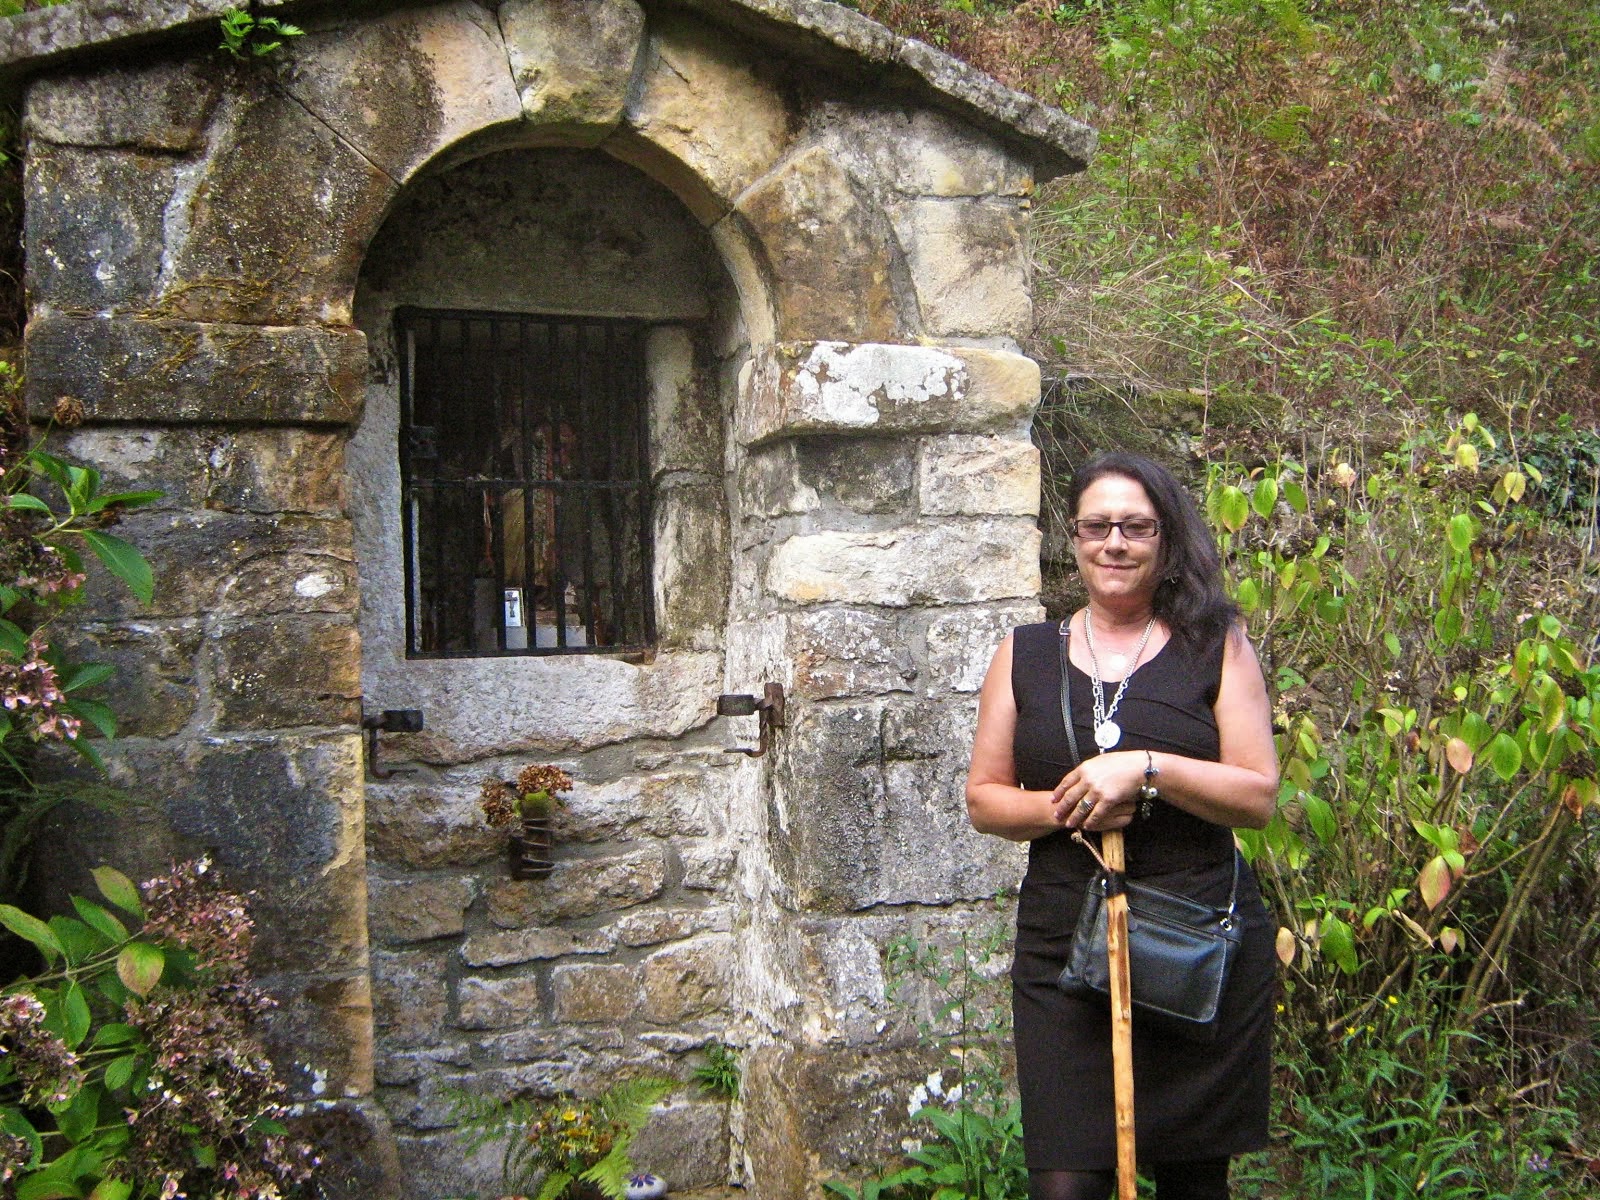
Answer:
[{"xmin": 1083, "ymin": 610, "xmax": 1157, "ymax": 750}]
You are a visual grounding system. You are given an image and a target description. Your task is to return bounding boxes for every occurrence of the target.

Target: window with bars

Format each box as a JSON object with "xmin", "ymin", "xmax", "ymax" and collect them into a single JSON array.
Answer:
[{"xmin": 396, "ymin": 308, "xmax": 654, "ymax": 657}]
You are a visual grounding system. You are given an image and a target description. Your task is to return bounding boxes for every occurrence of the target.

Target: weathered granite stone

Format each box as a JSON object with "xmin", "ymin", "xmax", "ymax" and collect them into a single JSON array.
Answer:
[
  {"xmin": 737, "ymin": 442, "xmax": 820, "ymax": 517},
  {"xmin": 629, "ymin": 1096, "xmax": 728, "ymax": 1189},
  {"xmin": 742, "ymin": 1041, "xmax": 946, "ymax": 1192},
  {"xmin": 155, "ymin": 82, "xmax": 397, "ymax": 325},
  {"xmin": 797, "ymin": 437, "xmax": 915, "ymax": 514},
  {"xmin": 550, "ymin": 962, "xmax": 642, "ymax": 1023},
  {"xmin": 52, "ymin": 621, "xmax": 202, "ymax": 739},
  {"xmin": 363, "ymin": 650, "xmax": 721, "ymax": 763},
  {"xmin": 277, "ymin": 1, "xmax": 521, "ymax": 183},
  {"xmin": 370, "ymin": 949, "xmax": 449, "ymax": 1048},
  {"xmin": 24, "ymin": 147, "xmax": 178, "ymax": 313},
  {"xmin": 654, "ymin": 478, "xmax": 729, "ymax": 645},
  {"xmin": 460, "ymin": 926, "xmax": 615, "ymax": 968},
  {"xmin": 375, "ymin": 1042, "xmax": 471, "ymax": 1088},
  {"xmin": 739, "ymin": 341, "xmax": 1041, "ymax": 446},
  {"xmin": 212, "ymin": 616, "xmax": 362, "ymax": 730},
  {"xmin": 259, "ymin": 972, "xmax": 375, "ymax": 1100},
  {"xmin": 795, "ymin": 916, "xmax": 889, "ymax": 1045},
  {"xmin": 368, "ymin": 876, "xmax": 475, "ymax": 944},
  {"xmin": 926, "ymin": 602, "xmax": 1045, "ymax": 693},
  {"xmin": 646, "ymin": 325, "xmax": 721, "ymax": 476},
  {"xmin": 809, "ymin": 102, "xmax": 1032, "ymax": 198},
  {"xmin": 486, "ymin": 847, "xmax": 668, "ymax": 926},
  {"xmin": 501, "ymin": 0, "xmax": 644, "ymax": 140},
  {"xmin": 640, "ymin": 934, "xmax": 732, "ymax": 1022},
  {"xmin": 626, "ymin": 11, "xmax": 794, "ymax": 212},
  {"xmin": 392, "ymin": 1129, "xmax": 504, "ymax": 1200},
  {"xmin": 918, "ymin": 434, "xmax": 1040, "ymax": 516},
  {"xmin": 680, "ymin": 843, "xmax": 736, "ymax": 892},
  {"xmin": 62, "ymin": 427, "xmax": 348, "ymax": 516},
  {"xmin": 562, "ymin": 769, "xmax": 718, "ymax": 842},
  {"xmin": 24, "ymin": 316, "xmax": 367, "ymax": 426},
  {"xmin": 786, "ymin": 608, "xmax": 917, "ymax": 699},
  {"xmin": 24, "ymin": 58, "xmax": 220, "ymax": 151},
  {"xmin": 456, "ymin": 973, "xmax": 545, "ymax": 1030},
  {"xmin": 735, "ymin": 147, "xmax": 902, "ymax": 342},
  {"xmin": 890, "ymin": 198, "xmax": 1031, "ymax": 337},
  {"xmin": 766, "ymin": 519, "xmax": 1042, "ymax": 607},
  {"xmin": 771, "ymin": 701, "xmax": 1024, "ymax": 910},
  {"xmin": 365, "ymin": 780, "xmax": 505, "ymax": 870},
  {"xmin": 608, "ymin": 905, "xmax": 732, "ymax": 947}
]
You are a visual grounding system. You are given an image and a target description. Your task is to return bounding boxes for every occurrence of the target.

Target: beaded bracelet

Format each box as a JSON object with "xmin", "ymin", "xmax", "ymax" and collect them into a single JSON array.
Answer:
[{"xmin": 1139, "ymin": 750, "xmax": 1160, "ymax": 819}]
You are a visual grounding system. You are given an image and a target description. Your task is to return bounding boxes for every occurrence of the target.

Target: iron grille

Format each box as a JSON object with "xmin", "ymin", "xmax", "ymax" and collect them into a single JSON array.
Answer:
[{"xmin": 397, "ymin": 308, "xmax": 654, "ymax": 657}]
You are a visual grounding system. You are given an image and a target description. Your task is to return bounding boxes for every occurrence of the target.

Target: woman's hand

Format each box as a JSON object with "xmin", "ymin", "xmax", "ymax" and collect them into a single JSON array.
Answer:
[{"xmin": 1051, "ymin": 751, "xmax": 1144, "ymax": 831}]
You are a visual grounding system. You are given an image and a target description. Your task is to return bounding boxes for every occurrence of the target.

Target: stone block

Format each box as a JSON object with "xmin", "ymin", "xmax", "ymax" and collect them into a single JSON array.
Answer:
[
  {"xmin": 640, "ymin": 934, "xmax": 732, "ymax": 1023},
  {"xmin": 362, "ymin": 650, "xmax": 721, "ymax": 764},
  {"xmin": 808, "ymin": 103, "xmax": 1032, "ymax": 198},
  {"xmin": 70, "ymin": 509, "xmax": 355, "ymax": 622},
  {"xmin": 786, "ymin": 608, "xmax": 916, "ymax": 700},
  {"xmin": 926, "ymin": 602, "xmax": 1044, "ymax": 693},
  {"xmin": 646, "ymin": 325, "xmax": 721, "ymax": 476},
  {"xmin": 562, "ymin": 769, "xmax": 718, "ymax": 842},
  {"xmin": 608, "ymin": 906, "xmax": 732, "ymax": 948},
  {"xmin": 737, "ymin": 443, "xmax": 820, "ymax": 518},
  {"xmin": 890, "ymin": 198, "xmax": 1032, "ymax": 337},
  {"xmin": 375, "ymin": 1043, "xmax": 471, "ymax": 1087},
  {"xmin": 393, "ymin": 1130, "xmax": 503, "ymax": 1200},
  {"xmin": 282, "ymin": 1099, "xmax": 408, "ymax": 1200},
  {"xmin": 52, "ymin": 621, "xmax": 202, "ymax": 739},
  {"xmin": 735, "ymin": 147, "xmax": 902, "ymax": 342},
  {"xmin": 212, "ymin": 616, "xmax": 362, "ymax": 730},
  {"xmin": 739, "ymin": 341, "xmax": 1041, "ymax": 446},
  {"xmin": 461, "ymin": 927, "xmax": 615, "ymax": 969},
  {"xmin": 24, "ymin": 316, "xmax": 367, "ymax": 426},
  {"xmin": 62, "ymin": 427, "xmax": 349, "ymax": 516},
  {"xmin": 770, "ymin": 702, "xmax": 1024, "ymax": 910},
  {"xmin": 25, "ymin": 59, "xmax": 221, "ymax": 151},
  {"xmin": 629, "ymin": 1096, "xmax": 728, "ymax": 1189},
  {"xmin": 278, "ymin": 1, "xmax": 521, "ymax": 183},
  {"xmin": 918, "ymin": 434, "xmax": 1040, "ymax": 516},
  {"xmin": 679, "ymin": 843, "xmax": 735, "ymax": 892},
  {"xmin": 365, "ymin": 780, "xmax": 506, "ymax": 870},
  {"xmin": 258, "ymin": 971, "xmax": 375, "ymax": 1101},
  {"xmin": 787, "ymin": 437, "xmax": 916, "ymax": 515},
  {"xmin": 457, "ymin": 973, "xmax": 545, "ymax": 1030},
  {"xmin": 370, "ymin": 949, "xmax": 449, "ymax": 1048},
  {"xmin": 626, "ymin": 11, "xmax": 794, "ymax": 212},
  {"xmin": 795, "ymin": 916, "xmax": 890, "ymax": 1045},
  {"xmin": 486, "ymin": 847, "xmax": 668, "ymax": 926},
  {"xmin": 24, "ymin": 147, "xmax": 178, "ymax": 313},
  {"xmin": 368, "ymin": 876, "xmax": 475, "ymax": 944},
  {"xmin": 102, "ymin": 735, "xmax": 369, "ymax": 974},
  {"xmin": 155, "ymin": 81, "xmax": 397, "ymax": 325},
  {"xmin": 654, "ymin": 479, "xmax": 729, "ymax": 646},
  {"xmin": 766, "ymin": 519, "xmax": 1041, "ymax": 607},
  {"xmin": 501, "ymin": 0, "xmax": 645, "ymax": 141},
  {"xmin": 550, "ymin": 962, "xmax": 642, "ymax": 1023}
]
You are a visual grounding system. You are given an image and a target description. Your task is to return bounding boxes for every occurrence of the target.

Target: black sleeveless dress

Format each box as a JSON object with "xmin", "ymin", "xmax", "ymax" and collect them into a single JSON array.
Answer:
[{"xmin": 1009, "ymin": 620, "xmax": 1275, "ymax": 1170}]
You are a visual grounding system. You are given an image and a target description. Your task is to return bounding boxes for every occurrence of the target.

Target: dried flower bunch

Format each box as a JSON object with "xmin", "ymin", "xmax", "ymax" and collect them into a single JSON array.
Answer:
[{"xmin": 480, "ymin": 763, "xmax": 575, "ymax": 827}]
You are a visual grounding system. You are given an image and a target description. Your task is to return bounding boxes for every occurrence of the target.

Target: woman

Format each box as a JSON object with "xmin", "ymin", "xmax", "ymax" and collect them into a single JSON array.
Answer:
[{"xmin": 966, "ymin": 452, "xmax": 1279, "ymax": 1200}]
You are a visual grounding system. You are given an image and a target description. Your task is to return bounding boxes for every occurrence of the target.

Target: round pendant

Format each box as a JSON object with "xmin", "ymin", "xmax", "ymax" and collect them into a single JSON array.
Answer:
[{"xmin": 1094, "ymin": 720, "xmax": 1122, "ymax": 750}]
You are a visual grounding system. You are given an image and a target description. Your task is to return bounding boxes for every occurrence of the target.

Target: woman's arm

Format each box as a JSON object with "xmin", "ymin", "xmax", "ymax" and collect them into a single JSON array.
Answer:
[
  {"xmin": 966, "ymin": 633, "xmax": 1068, "ymax": 841},
  {"xmin": 1051, "ymin": 626, "xmax": 1279, "ymax": 832}
]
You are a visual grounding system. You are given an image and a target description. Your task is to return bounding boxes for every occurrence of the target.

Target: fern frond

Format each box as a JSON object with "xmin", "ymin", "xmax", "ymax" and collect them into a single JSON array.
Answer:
[
  {"xmin": 581, "ymin": 1143, "xmax": 634, "ymax": 1200},
  {"xmin": 534, "ymin": 1168, "xmax": 574, "ymax": 1200},
  {"xmin": 597, "ymin": 1075, "xmax": 675, "ymax": 1136}
]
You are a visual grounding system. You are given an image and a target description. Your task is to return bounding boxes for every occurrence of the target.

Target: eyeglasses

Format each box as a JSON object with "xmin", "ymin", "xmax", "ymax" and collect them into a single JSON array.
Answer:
[{"xmin": 1070, "ymin": 518, "xmax": 1161, "ymax": 541}]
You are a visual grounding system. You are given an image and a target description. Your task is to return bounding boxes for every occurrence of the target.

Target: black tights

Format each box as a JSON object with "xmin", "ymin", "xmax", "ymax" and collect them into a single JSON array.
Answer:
[{"xmin": 1029, "ymin": 1156, "xmax": 1231, "ymax": 1200}]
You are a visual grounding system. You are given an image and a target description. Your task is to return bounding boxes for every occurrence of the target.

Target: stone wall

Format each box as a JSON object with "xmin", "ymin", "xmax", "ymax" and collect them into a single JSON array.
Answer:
[{"xmin": 14, "ymin": 0, "xmax": 1091, "ymax": 1195}]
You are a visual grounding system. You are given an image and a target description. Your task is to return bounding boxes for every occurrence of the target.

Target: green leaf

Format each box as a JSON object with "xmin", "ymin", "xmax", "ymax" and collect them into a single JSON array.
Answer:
[
  {"xmin": 0, "ymin": 903, "xmax": 64, "ymax": 962},
  {"xmin": 1383, "ymin": 632, "xmax": 1401, "ymax": 660},
  {"xmin": 116, "ymin": 943, "xmax": 165, "ymax": 997},
  {"xmin": 91, "ymin": 1023, "xmax": 139, "ymax": 1048},
  {"xmin": 61, "ymin": 983, "xmax": 92, "ymax": 1049},
  {"xmin": 1252, "ymin": 476, "xmax": 1279, "ymax": 518},
  {"xmin": 0, "ymin": 618, "xmax": 29, "ymax": 657},
  {"xmin": 92, "ymin": 868, "xmax": 143, "ymax": 918},
  {"xmin": 51, "ymin": 914, "xmax": 108, "ymax": 963},
  {"xmin": 60, "ymin": 662, "xmax": 115, "ymax": 693},
  {"xmin": 1216, "ymin": 485, "xmax": 1250, "ymax": 532},
  {"xmin": 80, "ymin": 532, "xmax": 154, "ymax": 605},
  {"xmin": 18, "ymin": 1167, "xmax": 87, "ymax": 1200},
  {"xmin": 88, "ymin": 1181, "xmax": 133, "ymax": 1200},
  {"xmin": 4, "ymin": 493, "xmax": 54, "ymax": 514},
  {"xmin": 70, "ymin": 897, "xmax": 129, "ymax": 944},
  {"xmin": 1283, "ymin": 479, "xmax": 1309, "ymax": 513},
  {"xmin": 64, "ymin": 697, "xmax": 116, "ymax": 740},
  {"xmin": 1302, "ymin": 795, "xmax": 1336, "ymax": 844},
  {"xmin": 1446, "ymin": 513, "xmax": 1475, "ymax": 555},
  {"xmin": 86, "ymin": 489, "xmax": 163, "ymax": 513},
  {"xmin": 1418, "ymin": 856, "xmax": 1452, "ymax": 911},
  {"xmin": 0, "ymin": 1106, "xmax": 43, "ymax": 1171},
  {"xmin": 1235, "ymin": 576, "xmax": 1260, "ymax": 614},
  {"xmin": 1488, "ymin": 732, "xmax": 1523, "ymax": 782},
  {"xmin": 1319, "ymin": 915, "xmax": 1359, "ymax": 974}
]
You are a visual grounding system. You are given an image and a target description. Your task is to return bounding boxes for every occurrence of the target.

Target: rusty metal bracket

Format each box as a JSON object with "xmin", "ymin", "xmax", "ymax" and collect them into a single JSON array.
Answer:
[
  {"xmin": 716, "ymin": 683, "xmax": 786, "ymax": 758},
  {"xmin": 362, "ymin": 709, "xmax": 424, "ymax": 779}
]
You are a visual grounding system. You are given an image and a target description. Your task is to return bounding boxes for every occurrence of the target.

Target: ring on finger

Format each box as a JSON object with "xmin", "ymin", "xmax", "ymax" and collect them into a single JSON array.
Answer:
[{"xmin": 1078, "ymin": 797, "xmax": 1094, "ymax": 813}]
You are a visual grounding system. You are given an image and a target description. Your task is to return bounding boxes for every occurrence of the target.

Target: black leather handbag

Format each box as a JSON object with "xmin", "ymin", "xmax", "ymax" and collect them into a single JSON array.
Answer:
[{"xmin": 1051, "ymin": 622, "xmax": 1241, "ymax": 1043}]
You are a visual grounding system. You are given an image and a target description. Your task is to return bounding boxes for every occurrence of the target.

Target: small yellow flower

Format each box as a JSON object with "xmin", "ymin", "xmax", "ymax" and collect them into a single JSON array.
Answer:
[
  {"xmin": 562, "ymin": 1109, "xmax": 578, "ymax": 1121},
  {"xmin": 1385, "ymin": 995, "xmax": 1399, "ymax": 1006}
]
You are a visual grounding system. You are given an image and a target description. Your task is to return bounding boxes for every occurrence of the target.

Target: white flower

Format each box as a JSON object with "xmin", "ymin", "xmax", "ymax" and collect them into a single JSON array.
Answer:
[
  {"xmin": 907, "ymin": 1083, "xmax": 929, "ymax": 1120},
  {"xmin": 924, "ymin": 1070, "xmax": 946, "ymax": 1098}
]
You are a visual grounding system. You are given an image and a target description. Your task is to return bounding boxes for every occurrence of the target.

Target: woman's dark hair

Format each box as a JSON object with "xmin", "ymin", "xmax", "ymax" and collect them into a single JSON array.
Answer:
[{"xmin": 1066, "ymin": 451, "xmax": 1238, "ymax": 653}]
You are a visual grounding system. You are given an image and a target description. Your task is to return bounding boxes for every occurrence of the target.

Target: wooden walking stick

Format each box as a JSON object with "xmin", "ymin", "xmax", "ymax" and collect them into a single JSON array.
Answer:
[{"xmin": 1102, "ymin": 828, "xmax": 1138, "ymax": 1200}]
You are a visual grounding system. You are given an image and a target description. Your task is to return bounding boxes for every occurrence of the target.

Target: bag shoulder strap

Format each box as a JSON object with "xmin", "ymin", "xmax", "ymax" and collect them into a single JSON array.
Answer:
[{"xmin": 1057, "ymin": 618, "xmax": 1083, "ymax": 770}]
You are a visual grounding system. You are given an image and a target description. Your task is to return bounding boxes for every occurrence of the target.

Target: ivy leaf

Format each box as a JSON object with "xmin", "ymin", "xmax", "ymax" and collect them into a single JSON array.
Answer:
[
  {"xmin": 116, "ymin": 943, "xmax": 165, "ymax": 997},
  {"xmin": 92, "ymin": 868, "xmax": 143, "ymax": 918},
  {"xmin": 1418, "ymin": 856, "xmax": 1452, "ymax": 911},
  {"xmin": 81, "ymin": 531, "xmax": 154, "ymax": 605}
]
